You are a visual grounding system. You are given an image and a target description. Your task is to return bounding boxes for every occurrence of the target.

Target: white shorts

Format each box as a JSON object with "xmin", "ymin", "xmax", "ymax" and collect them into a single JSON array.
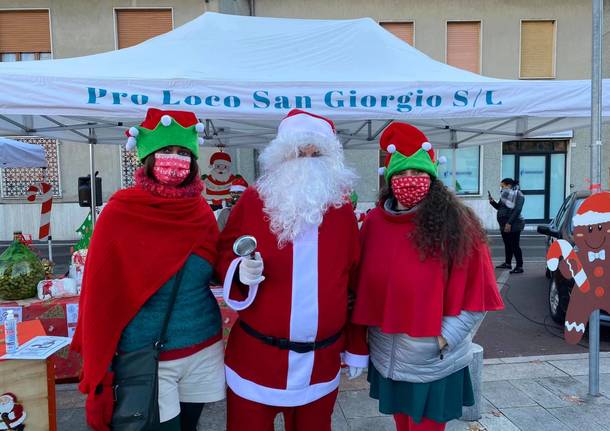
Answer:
[{"xmin": 158, "ymin": 340, "xmax": 226, "ymax": 422}]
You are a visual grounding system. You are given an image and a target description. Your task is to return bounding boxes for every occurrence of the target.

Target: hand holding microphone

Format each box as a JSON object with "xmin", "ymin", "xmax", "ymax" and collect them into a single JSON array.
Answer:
[{"xmin": 239, "ymin": 252, "xmax": 265, "ymax": 286}]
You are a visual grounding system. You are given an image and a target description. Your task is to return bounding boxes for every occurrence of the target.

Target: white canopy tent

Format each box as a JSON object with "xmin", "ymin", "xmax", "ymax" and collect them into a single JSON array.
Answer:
[
  {"xmin": 0, "ymin": 12, "xmax": 608, "ymax": 150},
  {"xmin": 0, "ymin": 137, "xmax": 47, "ymax": 168}
]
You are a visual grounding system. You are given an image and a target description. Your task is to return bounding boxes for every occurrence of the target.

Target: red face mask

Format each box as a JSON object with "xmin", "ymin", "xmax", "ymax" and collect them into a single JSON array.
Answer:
[
  {"xmin": 391, "ymin": 175, "xmax": 431, "ymax": 209},
  {"xmin": 153, "ymin": 153, "xmax": 191, "ymax": 186}
]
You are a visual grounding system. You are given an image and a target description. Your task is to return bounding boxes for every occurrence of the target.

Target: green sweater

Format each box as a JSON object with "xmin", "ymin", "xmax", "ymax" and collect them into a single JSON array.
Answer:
[{"xmin": 119, "ymin": 254, "xmax": 221, "ymax": 353}]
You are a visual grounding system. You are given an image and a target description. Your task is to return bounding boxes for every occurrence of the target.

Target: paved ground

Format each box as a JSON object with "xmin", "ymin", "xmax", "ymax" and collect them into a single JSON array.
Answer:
[{"xmin": 56, "ymin": 352, "xmax": 610, "ymax": 430}]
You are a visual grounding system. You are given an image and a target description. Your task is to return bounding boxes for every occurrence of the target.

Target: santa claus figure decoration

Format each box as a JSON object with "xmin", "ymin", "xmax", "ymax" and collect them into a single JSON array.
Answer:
[
  {"xmin": 202, "ymin": 151, "xmax": 248, "ymax": 209},
  {"xmin": 546, "ymin": 191, "xmax": 610, "ymax": 344},
  {"xmin": 0, "ymin": 393, "xmax": 26, "ymax": 431}
]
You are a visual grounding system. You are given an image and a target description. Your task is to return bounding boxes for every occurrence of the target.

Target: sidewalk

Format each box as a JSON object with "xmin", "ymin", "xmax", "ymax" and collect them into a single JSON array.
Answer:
[{"xmin": 56, "ymin": 352, "xmax": 610, "ymax": 431}]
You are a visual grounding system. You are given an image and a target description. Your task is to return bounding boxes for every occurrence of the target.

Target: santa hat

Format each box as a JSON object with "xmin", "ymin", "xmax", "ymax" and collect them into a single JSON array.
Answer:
[
  {"xmin": 277, "ymin": 109, "xmax": 336, "ymax": 142},
  {"xmin": 210, "ymin": 151, "xmax": 232, "ymax": 165},
  {"xmin": 378, "ymin": 122, "xmax": 445, "ymax": 182},
  {"xmin": 230, "ymin": 176, "xmax": 248, "ymax": 193},
  {"xmin": 125, "ymin": 108, "xmax": 204, "ymax": 161},
  {"xmin": 572, "ymin": 191, "xmax": 610, "ymax": 227}
]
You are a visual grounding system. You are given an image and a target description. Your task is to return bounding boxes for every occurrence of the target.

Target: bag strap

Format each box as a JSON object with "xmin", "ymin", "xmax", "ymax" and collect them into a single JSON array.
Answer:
[{"xmin": 156, "ymin": 268, "xmax": 184, "ymax": 348}]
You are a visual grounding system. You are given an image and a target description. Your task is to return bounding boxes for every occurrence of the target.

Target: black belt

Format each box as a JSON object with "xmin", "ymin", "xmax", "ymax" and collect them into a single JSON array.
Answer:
[{"xmin": 239, "ymin": 321, "xmax": 342, "ymax": 354}]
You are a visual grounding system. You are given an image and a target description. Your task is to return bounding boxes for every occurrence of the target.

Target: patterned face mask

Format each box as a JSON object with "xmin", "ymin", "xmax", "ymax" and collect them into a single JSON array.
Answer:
[
  {"xmin": 391, "ymin": 175, "xmax": 431, "ymax": 209},
  {"xmin": 153, "ymin": 153, "xmax": 191, "ymax": 186}
]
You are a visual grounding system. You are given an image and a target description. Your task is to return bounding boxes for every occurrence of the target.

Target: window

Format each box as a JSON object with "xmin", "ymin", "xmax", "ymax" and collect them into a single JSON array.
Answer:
[
  {"xmin": 0, "ymin": 10, "xmax": 51, "ymax": 61},
  {"xmin": 0, "ymin": 137, "xmax": 61, "ymax": 198},
  {"xmin": 446, "ymin": 21, "xmax": 481, "ymax": 73},
  {"xmin": 437, "ymin": 146, "xmax": 481, "ymax": 195},
  {"xmin": 120, "ymin": 147, "xmax": 140, "ymax": 189},
  {"xmin": 380, "ymin": 22, "xmax": 414, "ymax": 45},
  {"xmin": 520, "ymin": 20, "xmax": 555, "ymax": 79},
  {"xmin": 115, "ymin": 9, "xmax": 173, "ymax": 49}
]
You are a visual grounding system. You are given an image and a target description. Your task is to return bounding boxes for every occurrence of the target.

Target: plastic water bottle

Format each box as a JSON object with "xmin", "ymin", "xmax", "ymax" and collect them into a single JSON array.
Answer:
[{"xmin": 4, "ymin": 310, "xmax": 18, "ymax": 354}]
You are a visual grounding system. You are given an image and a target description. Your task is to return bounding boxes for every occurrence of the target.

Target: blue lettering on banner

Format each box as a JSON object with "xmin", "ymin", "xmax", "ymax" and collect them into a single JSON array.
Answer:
[
  {"xmin": 253, "ymin": 91, "xmax": 270, "ymax": 108},
  {"xmin": 163, "ymin": 90, "xmax": 181, "ymax": 105},
  {"xmin": 87, "ymin": 87, "xmax": 107, "ymax": 104},
  {"xmin": 83, "ymin": 87, "xmax": 504, "ymax": 112}
]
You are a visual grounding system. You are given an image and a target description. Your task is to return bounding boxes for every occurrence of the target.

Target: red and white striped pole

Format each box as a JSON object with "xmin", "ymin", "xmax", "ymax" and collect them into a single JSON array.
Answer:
[{"xmin": 26, "ymin": 182, "xmax": 53, "ymax": 260}]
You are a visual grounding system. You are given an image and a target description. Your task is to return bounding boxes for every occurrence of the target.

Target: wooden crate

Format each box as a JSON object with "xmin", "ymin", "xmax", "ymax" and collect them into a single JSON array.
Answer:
[{"xmin": 0, "ymin": 359, "xmax": 56, "ymax": 431}]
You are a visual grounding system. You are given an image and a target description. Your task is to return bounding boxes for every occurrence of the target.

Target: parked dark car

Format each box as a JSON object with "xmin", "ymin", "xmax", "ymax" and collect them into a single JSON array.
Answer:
[{"xmin": 537, "ymin": 190, "xmax": 610, "ymax": 325}]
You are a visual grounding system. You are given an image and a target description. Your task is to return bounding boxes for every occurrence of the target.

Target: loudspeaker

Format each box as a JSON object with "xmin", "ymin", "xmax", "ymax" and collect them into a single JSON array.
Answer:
[{"xmin": 78, "ymin": 173, "xmax": 103, "ymax": 208}]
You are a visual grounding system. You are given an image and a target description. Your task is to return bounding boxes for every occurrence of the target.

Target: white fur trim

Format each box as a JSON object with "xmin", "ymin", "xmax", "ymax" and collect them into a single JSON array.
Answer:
[
  {"xmin": 278, "ymin": 113, "xmax": 335, "ymax": 141},
  {"xmin": 198, "ymin": 137, "xmax": 205, "ymax": 146},
  {"xmin": 225, "ymin": 365, "xmax": 341, "ymax": 407},
  {"xmin": 421, "ymin": 142, "xmax": 432, "ymax": 151},
  {"xmin": 287, "ymin": 225, "xmax": 318, "ymax": 389},
  {"xmin": 343, "ymin": 352, "xmax": 369, "ymax": 368},
  {"xmin": 223, "ymin": 257, "xmax": 260, "ymax": 311},
  {"xmin": 126, "ymin": 137, "xmax": 137, "ymax": 150},
  {"xmin": 387, "ymin": 144, "xmax": 396, "ymax": 154},
  {"xmin": 161, "ymin": 115, "xmax": 172, "ymax": 127},
  {"xmin": 572, "ymin": 211, "xmax": 610, "ymax": 227},
  {"xmin": 438, "ymin": 155, "xmax": 447, "ymax": 165},
  {"xmin": 565, "ymin": 321, "xmax": 586, "ymax": 333},
  {"xmin": 195, "ymin": 122, "xmax": 205, "ymax": 133},
  {"xmin": 128, "ymin": 127, "xmax": 139, "ymax": 137},
  {"xmin": 230, "ymin": 185, "xmax": 247, "ymax": 192},
  {"xmin": 378, "ymin": 167, "xmax": 386, "ymax": 176}
]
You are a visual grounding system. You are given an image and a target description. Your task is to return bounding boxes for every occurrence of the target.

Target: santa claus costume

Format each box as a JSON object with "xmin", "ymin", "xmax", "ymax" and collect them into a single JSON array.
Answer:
[
  {"xmin": 217, "ymin": 109, "xmax": 368, "ymax": 431},
  {"xmin": 202, "ymin": 151, "xmax": 248, "ymax": 208},
  {"xmin": 72, "ymin": 108, "xmax": 224, "ymax": 431},
  {"xmin": 352, "ymin": 123, "xmax": 504, "ymax": 431}
]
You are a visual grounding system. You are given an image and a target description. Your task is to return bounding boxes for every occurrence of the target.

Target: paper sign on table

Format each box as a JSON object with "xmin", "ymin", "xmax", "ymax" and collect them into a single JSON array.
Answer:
[{"xmin": 1, "ymin": 336, "xmax": 70, "ymax": 360}]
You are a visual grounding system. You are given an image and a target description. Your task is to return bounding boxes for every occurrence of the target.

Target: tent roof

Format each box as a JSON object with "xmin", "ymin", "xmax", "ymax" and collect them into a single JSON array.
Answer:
[
  {"xmin": 0, "ymin": 137, "xmax": 48, "ymax": 168},
  {"xmin": 0, "ymin": 12, "xmax": 608, "ymax": 149}
]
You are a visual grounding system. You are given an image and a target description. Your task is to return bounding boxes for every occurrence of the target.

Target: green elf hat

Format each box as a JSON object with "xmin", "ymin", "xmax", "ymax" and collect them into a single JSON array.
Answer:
[
  {"xmin": 378, "ymin": 122, "xmax": 447, "ymax": 182},
  {"xmin": 125, "ymin": 108, "xmax": 205, "ymax": 161}
]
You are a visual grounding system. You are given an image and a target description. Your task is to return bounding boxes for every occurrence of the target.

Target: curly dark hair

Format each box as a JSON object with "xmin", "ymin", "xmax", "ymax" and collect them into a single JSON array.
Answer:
[{"xmin": 379, "ymin": 177, "xmax": 487, "ymax": 266}]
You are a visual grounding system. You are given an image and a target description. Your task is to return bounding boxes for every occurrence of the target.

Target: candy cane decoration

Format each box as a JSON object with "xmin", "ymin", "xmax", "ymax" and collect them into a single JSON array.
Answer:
[
  {"xmin": 546, "ymin": 239, "xmax": 590, "ymax": 293},
  {"xmin": 26, "ymin": 182, "xmax": 53, "ymax": 240}
]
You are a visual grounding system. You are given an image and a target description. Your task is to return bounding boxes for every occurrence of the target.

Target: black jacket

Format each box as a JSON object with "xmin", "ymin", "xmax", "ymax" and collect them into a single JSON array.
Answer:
[{"xmin": 489, "ymin": 193, "xmax": 525, "ymax": 232}]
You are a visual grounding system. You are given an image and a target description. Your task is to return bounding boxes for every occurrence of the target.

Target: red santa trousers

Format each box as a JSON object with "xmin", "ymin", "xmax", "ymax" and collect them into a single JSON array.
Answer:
[
  {"xmin": 393, "ymin": 414, "xmax": 446, "ymax": 431},
  {"xmin": 226, "ymin": 388, "xmax": 338, "ymax": 431}
]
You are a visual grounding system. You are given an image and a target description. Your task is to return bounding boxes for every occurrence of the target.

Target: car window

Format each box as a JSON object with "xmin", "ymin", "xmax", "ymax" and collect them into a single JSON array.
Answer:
[
  {"xmin": 569, "ymin": 198, "xmax": 586, "ymax": 234},
  {"xmin": 552, "ymin": 194, "xmax": 572, "ymax": 228}
]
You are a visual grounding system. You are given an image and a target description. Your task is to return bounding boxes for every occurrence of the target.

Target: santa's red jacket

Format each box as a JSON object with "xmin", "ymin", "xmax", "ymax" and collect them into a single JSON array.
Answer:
[{"xmin": 216, "ymin": 188, "xmax": 368, "ymax": 407}]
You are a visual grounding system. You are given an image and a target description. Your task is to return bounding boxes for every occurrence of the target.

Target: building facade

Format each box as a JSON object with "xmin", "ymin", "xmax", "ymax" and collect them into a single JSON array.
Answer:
[{"xmin": 0, "ymin": 0, "xmax": 608, "ymax": 239}]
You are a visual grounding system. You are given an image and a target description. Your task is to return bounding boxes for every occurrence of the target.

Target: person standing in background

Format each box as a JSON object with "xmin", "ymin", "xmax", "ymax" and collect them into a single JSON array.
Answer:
[{"xmin": 489, "ymin": 178, "xmax": 525, "ymax": 274}]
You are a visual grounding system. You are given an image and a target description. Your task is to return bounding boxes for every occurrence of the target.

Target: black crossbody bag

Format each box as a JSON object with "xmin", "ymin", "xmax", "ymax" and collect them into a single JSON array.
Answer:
[{"xmin": 111, "ymin": 270, "xmax": 183, "ymax": 431}]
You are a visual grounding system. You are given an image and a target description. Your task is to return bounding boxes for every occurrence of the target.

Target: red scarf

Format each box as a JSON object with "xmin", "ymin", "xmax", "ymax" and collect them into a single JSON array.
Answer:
[
  {"xmin": 71, "ymin": 174, "xmax": 218, "ymax": 395},
  {"xmin": 352, "ymin": 206, "xmax": 503, "ymax": 336}
]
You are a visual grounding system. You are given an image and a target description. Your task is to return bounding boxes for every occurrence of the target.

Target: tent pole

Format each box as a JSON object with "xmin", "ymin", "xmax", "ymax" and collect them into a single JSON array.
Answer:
[
  {"xmin": 588, "ymin": 0, "xmax": 603, "ymax": 397},
  {"xmin": 450, "ymin": 130, "xmax": 458, "ymax": 192},
  {"xmin": 88, "ymin": 128, "xmax": 97, "ymax": 227}
]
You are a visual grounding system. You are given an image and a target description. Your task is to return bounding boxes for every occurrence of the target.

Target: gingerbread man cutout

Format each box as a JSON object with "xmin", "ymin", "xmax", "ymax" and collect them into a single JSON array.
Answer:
[{"xmin": 546, "ymin": 192, "xmax": 610, "ymax": 344}]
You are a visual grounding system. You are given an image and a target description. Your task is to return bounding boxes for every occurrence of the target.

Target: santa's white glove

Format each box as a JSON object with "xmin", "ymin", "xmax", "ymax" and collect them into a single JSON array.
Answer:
[
  {"xmin": 239, "ymin": 252, "xmax": 265, "ymax": 286},
  {"xmin": 348, "ymin": 366, "xmax": 365, "ymax": 380}
]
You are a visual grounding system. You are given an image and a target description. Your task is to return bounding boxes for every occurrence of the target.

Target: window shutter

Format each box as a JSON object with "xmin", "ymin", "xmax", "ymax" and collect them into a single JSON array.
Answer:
[
  {"xmin": 380, "ymin": 22, "xmax": 414, "ymax": 45},
  {"xmin": 520, "ymin": 20, "xmax": 555, "ymax": 78},
  {"xmin": 0, "ymin": 10, "xmax": 51, "ymax": 53},
  {"xmin": 446, "ymin": 21, "xmax": 480, "ymax": 73},
  {"xmin": 116, "ymin": 9, "xmax": 173, "ymax": 49}
]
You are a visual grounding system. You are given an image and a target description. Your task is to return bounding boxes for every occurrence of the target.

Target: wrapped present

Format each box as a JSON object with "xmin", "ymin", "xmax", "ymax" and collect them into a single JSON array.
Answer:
[{"xmin": 37, "ymin": 278, "xmax": 78, "ymax": 301}]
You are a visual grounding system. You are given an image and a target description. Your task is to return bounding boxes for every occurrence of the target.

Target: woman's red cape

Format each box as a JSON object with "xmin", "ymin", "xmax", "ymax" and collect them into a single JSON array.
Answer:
[{"xmin": 71, "ymin": 187, "xmax": 218, "ymax": 395}]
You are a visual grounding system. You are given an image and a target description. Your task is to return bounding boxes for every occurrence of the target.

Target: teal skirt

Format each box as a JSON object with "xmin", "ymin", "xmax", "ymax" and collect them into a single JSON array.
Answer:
[{"xmin": 368, "ymin": 362, "xmax": 474, "ymax": 424}]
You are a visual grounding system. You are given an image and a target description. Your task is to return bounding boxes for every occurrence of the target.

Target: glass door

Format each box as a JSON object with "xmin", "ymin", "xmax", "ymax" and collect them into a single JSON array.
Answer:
[{"xmin": 518, "ymin": 155, "xmax": 547, "ymax": 222}]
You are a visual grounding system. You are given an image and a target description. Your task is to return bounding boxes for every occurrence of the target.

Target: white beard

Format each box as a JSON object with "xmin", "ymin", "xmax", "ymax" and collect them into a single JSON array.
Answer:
[
  {"xmin": 257, "ymin": 143, "xmax": 356, "ymax": 247},
  {"xmin": 0, "ymin": 398, "xmax": 14, "ymax": 414}
]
